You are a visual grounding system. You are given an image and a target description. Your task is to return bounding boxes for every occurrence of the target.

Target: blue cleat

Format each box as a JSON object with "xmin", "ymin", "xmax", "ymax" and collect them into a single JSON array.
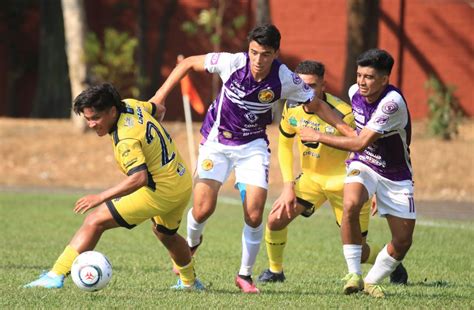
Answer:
[
  {"xmin": 257, "ymin": 269, "xmax": 286, "ymax": 283},
  {"xmin": 171, "ymin": 278, "xmax": 205, "ymax": 291},
  {"xmin": 24, "ymin": 272, "xmax": 65, "ymax": 289}
]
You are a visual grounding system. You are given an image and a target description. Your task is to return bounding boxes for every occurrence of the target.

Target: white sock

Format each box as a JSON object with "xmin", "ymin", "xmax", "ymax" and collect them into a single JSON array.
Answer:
[
  {"xmin": 186, "ymin": 208, "xmax": 206, "ymax": 248},
  {"xmin": 343, "ymin": 244, "xmax": 363, "ymax": 275},
  {"xmin": 364, "ymin": 244, "xmax": 400, "ymax": 284},
  {"xmin": 239, "ymin": 223, "xmax": 263, "ymax": 276}
]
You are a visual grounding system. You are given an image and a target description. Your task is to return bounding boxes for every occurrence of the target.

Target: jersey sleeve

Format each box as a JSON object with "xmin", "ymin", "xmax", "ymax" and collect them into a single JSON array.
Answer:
[
  {"xmin": 116, "ymin": 139, "xmax": 147, "ymax": 175},
  {"xmin": 204, "ymin": 52, "xmax": 246, "ymax": 83},
  {"xmin": 123, "ymin": 99, "xmax": 156, "ymax": 116},
  {"xmin": 279, "ymin": 65, "xmax": 314, "ymax": 104},
  {"xmin": 366, "ymin": 92, "xmax": 408, "ymax": 134},
  {"xmin": 278, "ymin": 102, "xmax": 297, "ymax": 182},
  {"xmin": 279, "ymin": 101, "xmax": 297, "ymax": 137},
  {"xmin": 348, "ymin": 84, "xmax": 359, "ymax": 101}
]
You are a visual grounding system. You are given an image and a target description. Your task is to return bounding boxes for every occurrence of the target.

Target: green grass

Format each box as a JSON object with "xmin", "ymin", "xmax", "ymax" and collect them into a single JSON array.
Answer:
[{"xmin": 1, "ymin": 192, "xmax": 473, "ymax": 308}]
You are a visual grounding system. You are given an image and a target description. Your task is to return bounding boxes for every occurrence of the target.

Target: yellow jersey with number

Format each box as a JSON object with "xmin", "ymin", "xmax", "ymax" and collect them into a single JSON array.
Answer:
[
  {"xmin": 109, "ymin": 99, "xmax": 191, "ymax": 197},
  {"xmin": 279, "ymin": 93, "xmax": 354, "ymax": 182}
]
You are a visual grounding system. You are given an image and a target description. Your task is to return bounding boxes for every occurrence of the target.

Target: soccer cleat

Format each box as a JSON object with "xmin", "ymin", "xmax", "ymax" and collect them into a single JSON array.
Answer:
[
  {"xmin": 364, "ymin": 283, "xmax": 385, "ymax": 298},
  {"xmin": 235, "ymin": 275, "xmax": 260, "ymax": 294},
  {"xmin": 173, "ymin": 235, "xmax": 204, "ymax": 275},
  {"xmin": 257, "ymin": 269, "xmax": 286, "ymax": 283},
  {"xmin": 390, "ymin": 263, "xmax": 408, "ymax": 285},
  {"xmin": 170, "ymin": 278, "xmax": 205, "ymax": 291},
  {"xmin": 342, "ymin": 273, "xmax": 364, "ymax": 295},
  {"xmin": 24, "ymin": 272, "xmax": 65, "ymax": 289}
]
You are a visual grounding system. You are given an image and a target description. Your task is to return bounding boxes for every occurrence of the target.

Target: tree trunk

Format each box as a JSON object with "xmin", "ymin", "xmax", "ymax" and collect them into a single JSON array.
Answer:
[
  {"xmin": 255, "ymin": 0, "xmax": 271, "ymax": 26},
  {"xmin": 343, "ymin": 0, "xmax": 379, "ymax": 101},
  {"xmin": 62, "ymin": 0, "xmax": 87, "ymax": 130},
  {"xmin": 137, "ymin": 0, "xmax": 148, "ymax": 99},
  {"xmin": 31, "ymin": 0, "xmax": 71, "ymax": 118}
]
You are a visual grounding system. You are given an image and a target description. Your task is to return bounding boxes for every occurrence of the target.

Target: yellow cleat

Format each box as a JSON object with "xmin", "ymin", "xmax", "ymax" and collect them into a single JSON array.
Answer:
[
  {"xmin": 364, "ymin": 283, "xmax": 385, "ymax": 298},
  {"xmin": 342, "ymin": 273, "xmax": 364, "ymax": 295}
]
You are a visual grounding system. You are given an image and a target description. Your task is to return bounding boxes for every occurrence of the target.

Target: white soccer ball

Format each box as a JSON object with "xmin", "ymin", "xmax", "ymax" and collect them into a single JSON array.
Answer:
[{"xmin": 71, "ymin": 251, "xmax": 112, "ymax": 292}]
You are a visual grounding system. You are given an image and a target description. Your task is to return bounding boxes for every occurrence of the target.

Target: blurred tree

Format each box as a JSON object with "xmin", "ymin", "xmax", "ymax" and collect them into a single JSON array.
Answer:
[
  {"xmin": 62, "ymin": 0, "xmax": 87, "ymax": 131},
  {"xmin": 255, "ymin": 0, "xmax": 271, "ymax": 25},
  {"xmin": 342, "ymin": 0, "xmax": 379, "ymax": 100},
  {"xmin": 182, "ymin": 0, "xmax": 247, "ymax": 98},
  {"xmin": 137, "ymin": 0, "xmax": 149, "ymax": 99},
  {"xmin": 84, "ymin": 28, "xmax": 138, "ymax": 98},
  {"xmin": 31, "ymin": 0, "xmax": 71, "ymax": 118}
]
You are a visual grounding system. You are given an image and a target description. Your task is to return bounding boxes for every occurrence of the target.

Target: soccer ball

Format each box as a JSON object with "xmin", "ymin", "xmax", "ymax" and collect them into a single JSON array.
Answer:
[{"xmin": 71, "ymin": 251, "xmax": 112, "ymax": 292}]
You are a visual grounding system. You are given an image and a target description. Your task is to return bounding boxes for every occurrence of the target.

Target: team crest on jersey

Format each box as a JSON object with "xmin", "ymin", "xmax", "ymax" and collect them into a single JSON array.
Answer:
[
  {"xmin": 348, "ymin": 169, "xmax": 360, "ymax": 176},
  {"xmin": 244, "ymin": 112, "xmax": 258, "ymax": 123},
  {"xmin": 325, "ymin": 126, "xmax": 335, "ymax": 134},
  {"xmin": 258, "ymin": 89, "xmax": 274, "ymax": 103},
  {"xmin": 177, "ymin": 163, "xmax": 186, "ymax": 176},
  {"xmin": 223, "ymin": 131, "xmax": 233, "ymax": 139},
  {"xmin": 375, "ymin": 115, "xmax": 389, "ymax": 125},
  {"xmin": 201, "ymin": 159, "xmax": 214, "ymax": 171},
  {"xmin": 291, "ymin": 72, "xmax": 302, "ymax": 85},
  {"xmin": 289, "ymin": 116, "xmax": 298, "ymax": 127},
  {"xmin": 382, "ymin": 101, "xmax": 399, "ymax": 114}
]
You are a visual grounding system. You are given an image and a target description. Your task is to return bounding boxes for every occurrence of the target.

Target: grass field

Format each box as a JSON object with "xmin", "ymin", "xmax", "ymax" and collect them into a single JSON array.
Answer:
[{"xmin": 1, "ymin": 192, "xmax": 473, "ymax": 308}]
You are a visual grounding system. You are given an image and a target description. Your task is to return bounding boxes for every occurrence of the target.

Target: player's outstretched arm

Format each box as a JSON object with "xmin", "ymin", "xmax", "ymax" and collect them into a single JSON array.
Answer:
[
  {"xmin": 74, "ymin": 170, "xmax": 148, "ymax": 214},
  {"xmin": 311, "ymin": 97, "xmax": 355, "ymax": 137},
  {"xmin": 149, "ymin": 55, "xmax": 207, "ymax": 106},
  {"xmin": 299, "ymin": 126, "xmax": 381, "ymax": 153}
]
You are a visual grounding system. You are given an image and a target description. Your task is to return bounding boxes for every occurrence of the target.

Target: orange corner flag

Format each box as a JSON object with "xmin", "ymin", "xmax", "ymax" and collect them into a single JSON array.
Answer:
[{"xmin": 178, "ymin": 55, "xmax": 206, "ymax": 115}]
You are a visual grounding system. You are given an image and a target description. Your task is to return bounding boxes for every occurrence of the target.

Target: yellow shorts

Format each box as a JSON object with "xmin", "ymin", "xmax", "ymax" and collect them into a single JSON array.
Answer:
[
  {"xmin": 294, "ymin": 172, "xmax": 370, "ymax": 234},
  {"xmin": 106, "ymin": 179, "xmax": 192, "ymax": 234}
]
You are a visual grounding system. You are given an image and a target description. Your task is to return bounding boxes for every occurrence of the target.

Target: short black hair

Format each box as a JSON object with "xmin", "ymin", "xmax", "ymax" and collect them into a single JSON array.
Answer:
[
  {"xmin": 247, "ymin": 24, "xmax": 281, "ymax": 51},
  {"xmin": 295, "ymin": 60, "xmax": 325, "ymax": 78},
  {"xmin": 356, "ymin": 49, "xmax": 394, "ymax": 76},
  {"xmin": 73, "ymin": 83, "xmax": 124, "ymax": 114}
]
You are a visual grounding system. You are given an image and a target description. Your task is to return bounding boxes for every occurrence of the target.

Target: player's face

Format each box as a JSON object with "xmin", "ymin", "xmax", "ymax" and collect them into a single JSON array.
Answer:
[
  {"xmin": 248, "ymin": 40, "xmax": 278, "ymax": 81},
  {"xmin": 82, "ymin": 106, "xmax": 117, "ymax": 136},
  {"xmin": 356, "ymin": 66, "xmax": 389, "ymax": 103},
  {"xmin": 298, "ymin": 73, "xmax": 325, "ymax": 99}
]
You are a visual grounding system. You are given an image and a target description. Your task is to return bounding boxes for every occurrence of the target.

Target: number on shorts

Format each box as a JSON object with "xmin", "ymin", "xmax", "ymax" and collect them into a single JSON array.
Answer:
[{"xmin": 145, "ymin": 121, "xmax": 175, "ymax": 166}]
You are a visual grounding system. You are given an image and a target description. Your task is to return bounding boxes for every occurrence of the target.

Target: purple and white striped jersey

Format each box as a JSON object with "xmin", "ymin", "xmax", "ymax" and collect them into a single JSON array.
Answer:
[
  {"xmin": 347, "ymin": 84, "xmax": 413, "ymax": 181},
  {"xmin": 200, "ymin": 52, "xmax": 314, "ymax": 146}
]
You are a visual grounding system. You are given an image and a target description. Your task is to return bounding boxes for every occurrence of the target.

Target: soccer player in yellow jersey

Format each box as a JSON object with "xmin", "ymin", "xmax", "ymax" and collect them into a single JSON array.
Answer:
[
  {"xmin": 24, "ymin": 83, "xmax": 204, "ymax": 290},
  {"xmin": 257, "ymin": 61, "xmax": 407, "ymax": 284}
]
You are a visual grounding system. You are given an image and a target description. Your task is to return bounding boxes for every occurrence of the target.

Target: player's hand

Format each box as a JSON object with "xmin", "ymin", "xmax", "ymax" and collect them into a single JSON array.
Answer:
[
  {"xmin": 74, "ymin": 194, "xmax": 103, "ymax": 214},
  {"xmin": 270, "ymin": 184, "xmax": 297, "ymax": 220},
  {"xmin": 299, "ymin": 127, "xmax": 321, "ymax": 144},
  {"xmin": 370, "ymin": 196, "xmax": 378, "ymax": 216}
]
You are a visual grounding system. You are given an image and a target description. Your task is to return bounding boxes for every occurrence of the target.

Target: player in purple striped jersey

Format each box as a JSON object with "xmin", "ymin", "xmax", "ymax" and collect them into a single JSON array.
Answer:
[
  {"xmin": 151, "ymin": 24, "xmax": 353, "ymax": 293},
  {"xmin": 300, "ymin": 49, "xmax": 415, "ymax": 298}
]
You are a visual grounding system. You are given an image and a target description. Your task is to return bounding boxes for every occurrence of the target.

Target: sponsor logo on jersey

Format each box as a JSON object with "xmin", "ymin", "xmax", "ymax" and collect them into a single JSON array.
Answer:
[
  {"xmin": 292, "ymin": 72, "xmax": 302, "ymax": 85},
  {"xmin": 289, "ymin": 116, "xmax": 298, "ymax": 127},
  {"xmin": 211, "ymin": 53, "xmax": 220, "ymax": 65},
  {"xmin": 201, "ymin": 159, "xmax": 214, "ymax": 171},
  {"xmin": 244, "ymin": 112, "xmax": 258, "ymax": 123},
  {"xmin": 118, "ymin": 143, "xmax": 131, "ymax": 157},
  {"xmin": 375, "ymin": 114, "xmax": 389, "ymax": 125},
  {"xmin": 223, "ymin": 131, "xmax": 233, "ymax": 139},
  {"xmin": 137, "ymin": 107, "xmax": 144, "ymax": 124},
  {"xmin": 381, "ymin": 101, "xmax": 399, "ymax": 114},
  {"xmin": 258, "ymin": 89, "xmax": 275, "ymax": 103},
  {"xmin": 325, "ymin": 126, "xmax": 335, "ymax": 134},
  {"xmin": 348, "ymin": 169, "xmax": 360, "ymax": 176},
  {"xmin": 177, "ymin": 163, "xmax": 186, "ymax": 176},
  {"xmin": 124, "ymin": 117, "xmax": 134, "ymax": 127}
]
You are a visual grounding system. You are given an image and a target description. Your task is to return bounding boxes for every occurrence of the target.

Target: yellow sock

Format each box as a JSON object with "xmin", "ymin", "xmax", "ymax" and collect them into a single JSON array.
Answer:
[
  {"xmin": 265, "ymin": 226, "xmax": 288, "ymax": 273},
  {"xmin": 175, "ymin": 258, "xmax": 196, "ymax": 286},
  {"xmin": 51, "ymin": 245, "xmax": 79, "ymax": 276},
  {"xmin": 365, "ymin": 243, "xmax": 382, "ymax": 265}
]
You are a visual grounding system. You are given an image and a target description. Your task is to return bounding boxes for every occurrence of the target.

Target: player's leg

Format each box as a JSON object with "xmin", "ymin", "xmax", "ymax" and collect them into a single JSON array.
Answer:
[
  {"xmin": 341, "ymin": 163, "xmax": 377, "ymax": 294},
  {"xmin": 24, "ymin": 204, "xmax": 120, "ymax": 288},
  {"xmin": 363, "ymin": 178, "xmax": 415, "ymax": 297},
  {"xmin": 186, "ymin": 144, "xmax": 231, "ymax": 250},
  {"xmin": 233, "ymin": 139, "xmax": 270, "ymax": 293}
]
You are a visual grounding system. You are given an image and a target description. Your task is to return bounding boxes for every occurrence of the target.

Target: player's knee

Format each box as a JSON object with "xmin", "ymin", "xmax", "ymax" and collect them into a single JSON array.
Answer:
[
  {"xmin": 343, "ymin": 200, "xmax": 363, "ymax": 220},
  {"xmin": 83, "ymin": 213, "xmax": 107, "ymax": 232},
  {"xmin": 391, "ymin": 237, "xmax": 412, "ymax": 257},
  {"xmin": 244, "ymin": 213, "xmax": 263, "ymax": 227},
  {"xmin": 267, "ymin": 217, "xmax": 286, "ymax": 231}
]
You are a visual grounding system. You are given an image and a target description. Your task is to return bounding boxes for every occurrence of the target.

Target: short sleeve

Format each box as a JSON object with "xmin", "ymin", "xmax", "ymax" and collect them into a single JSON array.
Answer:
[
  {"xmin": 279, "ymin": 65, "xmax": 314, "ymax": 104},
  {"xmin": 279, "ymin": 101, "xmax": 297, "ymax": 137},
  {"xmin": 366, "ymin": 92, "xmax": 408, "ymax": 134},
  {"xmin": 116, "ymin": 139, "xmax": 147, "ymax": 175},
  {"xmin": 204, "ymin": 52, "xmax": 246, "ymax": 82}
]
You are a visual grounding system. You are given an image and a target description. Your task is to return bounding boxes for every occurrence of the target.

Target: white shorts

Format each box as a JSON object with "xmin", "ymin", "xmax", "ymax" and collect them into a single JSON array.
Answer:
[
  {"xmin": 345, "ymin": 161, "xmax": 416, "ymax": 219},
  {"xmin": 196, "ymin": 139, "xmax": 270, "ymax": 189}
]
